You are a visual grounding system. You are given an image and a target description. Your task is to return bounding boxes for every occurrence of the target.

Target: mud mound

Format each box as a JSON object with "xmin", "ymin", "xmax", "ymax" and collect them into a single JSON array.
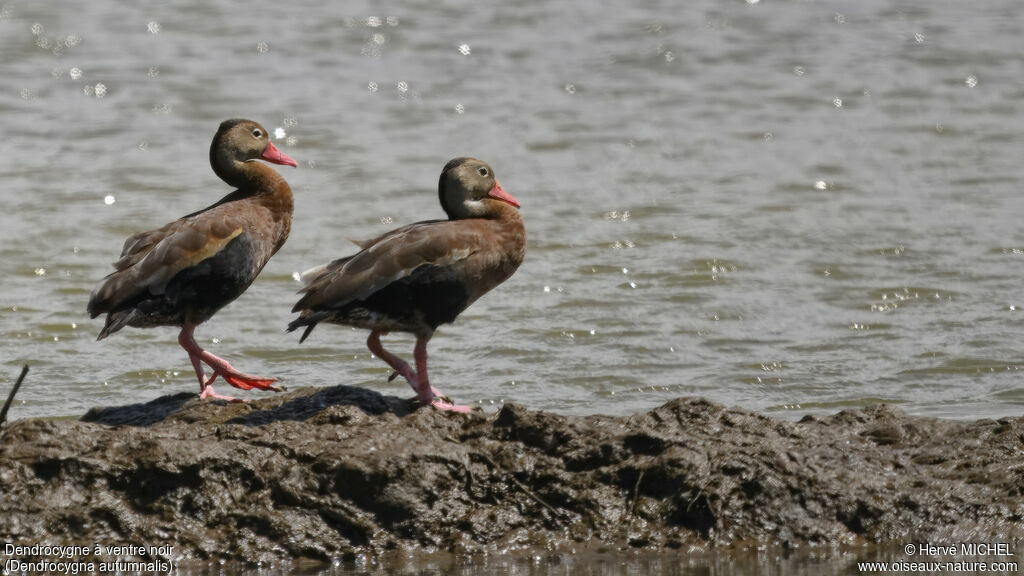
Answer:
[{"xmin": 1, "ymin": 386, "xmax": 1022, "ymax": 566}]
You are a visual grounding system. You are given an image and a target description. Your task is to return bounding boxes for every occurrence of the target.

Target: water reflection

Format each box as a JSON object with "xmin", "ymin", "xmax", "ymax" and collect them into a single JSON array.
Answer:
[{"xmin": 162, "ymin": 544, "xmax": 937, "ymax": 576}]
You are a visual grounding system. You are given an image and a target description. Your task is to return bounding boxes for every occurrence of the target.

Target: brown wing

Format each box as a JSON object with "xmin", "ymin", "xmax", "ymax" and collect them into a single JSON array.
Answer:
[
  {"xmin": 87, "ymin": 208, "xmax": 247, "ymax": 316},
  {"xmin": 293, "ymin": 220, "xmax": 480, "ymax": 312}
]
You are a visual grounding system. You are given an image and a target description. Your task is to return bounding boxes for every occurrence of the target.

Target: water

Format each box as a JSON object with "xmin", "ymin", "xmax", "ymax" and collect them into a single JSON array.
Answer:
[
  {"xmin": 169, "ymin": 545, "xmax": 926, "ymax": 576},
  {"xmin": 3, "ymin": 0, "xmax": 1024, "ymax": 423}
]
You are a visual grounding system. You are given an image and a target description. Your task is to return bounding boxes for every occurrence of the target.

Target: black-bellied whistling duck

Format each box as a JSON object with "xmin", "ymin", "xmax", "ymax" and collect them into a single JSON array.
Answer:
[
  {"xmin": 88, "ymin": 118, "xmax": 297, "ymax": 402},
  {"xmin": 288, "ymin": 157, "xmax": 526, "ymax": 412}
]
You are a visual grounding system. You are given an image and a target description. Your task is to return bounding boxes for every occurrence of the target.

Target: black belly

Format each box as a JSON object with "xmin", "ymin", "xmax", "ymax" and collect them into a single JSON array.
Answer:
[
  {"xmin": 340, "ymin": 264, "xmax": 470, "ymax": 333},
  {"xmin": 132, "ymin": 233, "xmax": 259, "ymax": 326}
]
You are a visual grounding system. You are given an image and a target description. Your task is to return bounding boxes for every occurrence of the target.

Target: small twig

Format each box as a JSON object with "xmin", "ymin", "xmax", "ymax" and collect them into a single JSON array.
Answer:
[
  {"xmin": 687, "ymin": 487, "xmax": 705, "ymax": 512},
  {"xmin": 625, "ymin": 469, "xmax": 645, "ymax": 533},
  {"xmin": 510, "ymin": 475, "xmax": 562, "ymax": 519},
  {"xmin": 480, "ymin": 454, "xmax": 564, "ymax": 523},
  {"xmin": 0, "ymin": 365, "xmax": 29, "ymax": 426},
  {"xmin": 630, "ymin": 469, "xmax": 645, "ymax": 517}
]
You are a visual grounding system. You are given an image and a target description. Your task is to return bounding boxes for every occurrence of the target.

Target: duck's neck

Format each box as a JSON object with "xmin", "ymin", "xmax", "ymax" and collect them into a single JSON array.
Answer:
[
  {"xmin": 483, "ymin": 202, "xmax": 526, "ymax": 263},
  {"xmin": 492, "ymin": 201, "xmax": 522, "ymax": 223},
  {"xmin": 212, "ymin": 155, "xmax": 293, "ymax": 217},
  {"xmin": 446, "ymin": 197, "xmax": 524, "ymax": 222}
]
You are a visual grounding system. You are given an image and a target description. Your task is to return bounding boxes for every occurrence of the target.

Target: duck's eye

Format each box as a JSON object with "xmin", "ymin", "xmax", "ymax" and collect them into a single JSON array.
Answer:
[
  {"xmin": 252, "ymin": 128, "xmax": 263, "ymax": 139},
  {"xmin": 477, "ymin": 166, "xmax": 489, "ymax": 178}
]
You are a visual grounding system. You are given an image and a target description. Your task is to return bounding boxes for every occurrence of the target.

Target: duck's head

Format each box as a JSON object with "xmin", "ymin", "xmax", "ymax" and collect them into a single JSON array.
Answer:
[{"xmin": 438, "ymin": 157, "xmax": 519, "ymax": 220}]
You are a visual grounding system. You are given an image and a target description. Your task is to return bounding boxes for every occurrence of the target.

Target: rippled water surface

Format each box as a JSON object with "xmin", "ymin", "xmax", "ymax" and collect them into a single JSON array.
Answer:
[{"xmin": 3, "ymin": 0, "xmax": 1024, "ymax": 422}]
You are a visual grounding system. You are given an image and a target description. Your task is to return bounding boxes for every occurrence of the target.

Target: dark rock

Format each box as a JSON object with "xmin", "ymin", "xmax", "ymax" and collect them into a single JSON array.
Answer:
[{"xmin": 1, "ymin": 387, "xmax": 1023, "ymax": 566}]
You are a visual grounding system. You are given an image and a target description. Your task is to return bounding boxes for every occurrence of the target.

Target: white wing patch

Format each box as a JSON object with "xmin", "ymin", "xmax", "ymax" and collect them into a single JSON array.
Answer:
[{"xmin": 299, "ymin": 264, "xmax": 328, "ymax": 286}]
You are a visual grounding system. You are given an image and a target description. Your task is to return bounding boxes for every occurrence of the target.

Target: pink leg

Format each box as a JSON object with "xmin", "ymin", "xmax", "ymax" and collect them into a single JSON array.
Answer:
[
  {"xmin": 367, "ymin": 331, "xmax": 470, "ymax": 412},
  {"xmin": 414, "ymin": 338, "xmax": 470, "ymax": 413},
  {"xmin": 183, "ymin": 345, "xmax": 239, "ymax": 402},
  {"xmin": 178, "ymin": 324, "xmax": 282, "ymax": 402},
  {"xmin": 367, "ymin": 331, "xmax": 418, "ymax": 389}
]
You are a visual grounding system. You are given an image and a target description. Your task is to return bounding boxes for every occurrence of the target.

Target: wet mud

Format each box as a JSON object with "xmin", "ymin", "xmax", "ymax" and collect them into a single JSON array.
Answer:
[{"xmin": 1, "ymin": 386, "xmax": 1022, "ymax": 567}]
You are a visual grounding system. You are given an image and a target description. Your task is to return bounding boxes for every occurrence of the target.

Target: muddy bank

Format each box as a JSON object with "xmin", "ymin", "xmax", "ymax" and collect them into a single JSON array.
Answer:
[{"xmin": 1, "ymin": 386, "xmax": 1022, "ymax": 566}]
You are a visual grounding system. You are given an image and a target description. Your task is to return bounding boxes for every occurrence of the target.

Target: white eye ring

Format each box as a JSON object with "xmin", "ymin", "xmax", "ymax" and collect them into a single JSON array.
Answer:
[
  {"xmin": 477, "ymin": 166, "xmax": 489, "ymax": 177},
  {"xmin": 252, "ymin": 128, "xmax": 263, "ymax": 138}
]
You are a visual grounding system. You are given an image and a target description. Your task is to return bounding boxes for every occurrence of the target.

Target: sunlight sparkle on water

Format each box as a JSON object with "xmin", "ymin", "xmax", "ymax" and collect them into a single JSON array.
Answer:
[
  {"xmin": 274, "ymin": 127, "xmax": 286, "ymax": 139},
  {"xmin": 455, "ymin": 103, "xmax": 465, "ymax": 114},
  {"xmin": 458, "ymin": 43, "xmax": 471, "ymax": 55},
  {"xmin": 965, "ymin": 75, "xmax": 978, "ymax": 88},
  {"xmin": 147, "ymin": 21, "xmax": 160, "ymax": 34},
  {"xmin": 104, "ymin": 194, "xmax": 115, "ymax": 205}
]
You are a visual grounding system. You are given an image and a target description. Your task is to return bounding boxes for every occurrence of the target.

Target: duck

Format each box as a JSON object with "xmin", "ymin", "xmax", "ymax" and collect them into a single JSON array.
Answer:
[
  {"xmin": 287, "ymin": 157, "xmax": 525, "ymax": 412},
  {"xmin": 87, "ymin": 118, "xmax": 297, "ymax": 402}
]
